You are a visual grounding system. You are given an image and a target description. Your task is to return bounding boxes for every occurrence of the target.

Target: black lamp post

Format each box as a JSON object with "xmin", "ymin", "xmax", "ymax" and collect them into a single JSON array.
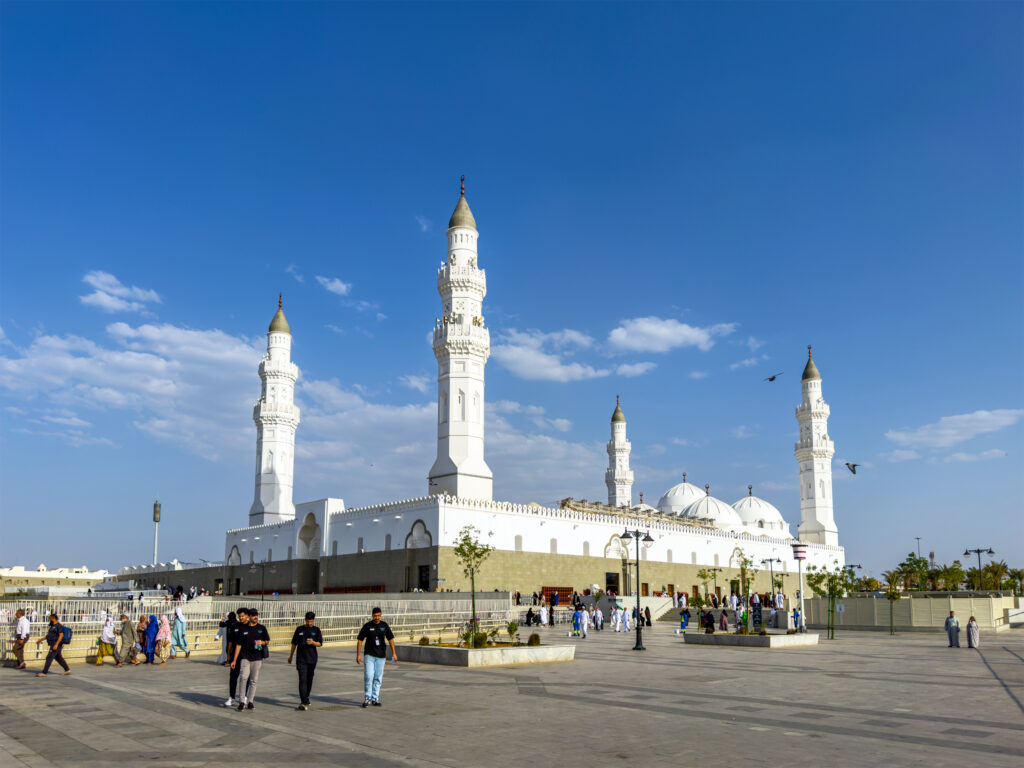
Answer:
[
  {"xmin": 761, "ymin": 558, "xmax": 782, "ymax": 601},
  {"xmin": 707, "ymin": 566, "xmax": 723, "ymax": 601},
  {"xmin": 963, "ymin": 548, "xmax": 994, "ymax": 590},
  {"xmin": 620, "ymin": 526, "xmax": 654, "ymax": 651}
]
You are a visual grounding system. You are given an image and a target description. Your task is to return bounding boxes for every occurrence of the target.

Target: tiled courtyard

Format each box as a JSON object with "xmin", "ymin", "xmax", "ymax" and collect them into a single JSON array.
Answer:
[{"xmin": 1, "ymin": 624, "xmax": 1022, "ymax": 767}]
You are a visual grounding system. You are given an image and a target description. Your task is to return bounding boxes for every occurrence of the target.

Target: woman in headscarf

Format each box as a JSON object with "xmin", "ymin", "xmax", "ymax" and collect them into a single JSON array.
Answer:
[
  {"xmin": 143, "ymin": 614, "xmax": 159, "ymax": 664},
  {"xmin": 155, "ymin": 616, "xmax": 172, "ymax": 664},
  {"xmin": 170, "ymin": 604, "xmax": 190, "ymax": 659},
  {"xmin": 116, "ymin": 613, "xmax": 138, "ymax": 667},
  {"xmin": 96, "ymin": 615, "xmax": 118, "ymax": 665},
  {"xmin": 719, "ymin": 609, "xmax": 729, "ymax": 632},
  {"xmin": 967, "ymin": 616, "xmax": 980, "ymax": 649}
]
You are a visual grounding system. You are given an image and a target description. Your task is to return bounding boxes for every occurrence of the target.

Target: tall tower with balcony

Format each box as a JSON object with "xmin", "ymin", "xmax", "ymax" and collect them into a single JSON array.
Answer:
[
  {"xmin": 794, "ymin": 345, "xmax": 838, "ymax": 546},
  {"xmin": 605, "ymin": 396, "xmax": 634, "ymax": 507},
  {"xmin": 428, "ymin": 178, "xmax": 493, "ymax": 500},
  {"xmin": 249, "ymin": 296, "xmax": 301, "ymax": 525}
]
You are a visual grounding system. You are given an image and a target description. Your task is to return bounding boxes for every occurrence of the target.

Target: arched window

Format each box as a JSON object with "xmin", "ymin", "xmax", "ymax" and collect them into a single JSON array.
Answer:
[
  {"xmin": 287, "ymin": 546, "xmax": 293, "ymax": 560},
  {"xmin": 267, "ymin": 549, "xmax": 272, "ymax": 562},
  {"xmin": 714, "ymin": 554, "xmax": 720, "ymax": 566},
  {"xmin": 550, "ymin": 538, "xmax": 557, "ymax": 555},
  {"xmin": 357, "ymin": 537, "xmax": 364, "ymax": 554},
  {"xmin": 249, "ymin": 551, "xmax": 254, "ymax": 564},
  {"xmin": 667, "ymin": 549, "xmax": 673, "ymax": 563},
  {"xmin": 583, "ymin": 541, "xmax": 590, "ymax": 557},
  {"xmin": 758, "ymin": 520, "xmax": 764, "ymax": 529},
  {"xmin": 514, "ymin": 535, "xmax": 522, "ymax": 552},
  {"xmin": 440, "ymin": 391, "xmax": 448, "ymax": 424},
  {"xmin": 691, "ymin": 552, "xmax": 697, "ymax": 564},
  {"xmin": 385, "ymin": 534, "xmax": 392, "ymax": 551},
  {"xmin": 331, "ymin": 540, "xmax": 338, "ymax": 556},
  {"xmin": 641, "ymin": 548, "xmax": 647, "ymax": 561}
]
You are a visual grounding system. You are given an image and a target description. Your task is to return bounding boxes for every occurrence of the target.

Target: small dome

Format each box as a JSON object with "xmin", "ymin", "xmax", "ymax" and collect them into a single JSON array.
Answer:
[
  {"xmin": 611, "ymin": 396, "xmax": 625, "ymax": 423},
  {"xmin": 732, "ymin": 491, "xmax": 790, "ymax": 536},
  {"xmin": 269, "ymin": 307, "xmax": 290, "ymax": 335},
  {"xmin": 802, "ymin": 345, "xmax": 820, "ymax": 381},
  {"xmin": 448, "ymin": 177, "xmax": 477, "ymax": 230},
  {"xmin": 657, "ymin": 479, "xmax": 705, "ymax": 515},
  {"xmin": 681, "ymin": 493, "xmax": 745, "ymax": 531}
]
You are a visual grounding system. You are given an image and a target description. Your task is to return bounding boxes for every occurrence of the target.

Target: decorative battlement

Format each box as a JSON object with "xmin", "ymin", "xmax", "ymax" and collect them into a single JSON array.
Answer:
[{"xmin": 438, "ymin": 264, "xmax": 487, "ymax": 293}]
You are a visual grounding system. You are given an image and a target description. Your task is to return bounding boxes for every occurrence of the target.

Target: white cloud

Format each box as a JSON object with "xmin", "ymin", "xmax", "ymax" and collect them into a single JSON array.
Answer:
[
  {"xmin": 943, "ymin": 449, "xmax": 1007, "ymax": 463},
  {"xmin": 415, "ymin": 215, "xmax": 432, "ymax": 233},
  {"xmin": 325, "ymin": 324, "xmax": 347, "ymax": 335},
  {"xmin": 549, "ymin": 418, "xmax": 572, "ymax": 433},
  {"xmin": 729, "ymin": 357, "xmax": 759, "ymax": 370},
  {"xmin": 672, "ymin": 437, "xmax": 700, "ymax": 447},
  {"xmin": 745, "ymin": 336, "xmax": 765, "ymax": 351},
  {"xmin": 489, "ymin": 400, "xmax": 571, "ymax": 433},
  {"xmin": 733, "ymin": 425, "xmax": 752, "ymax": 439},
  {"xmin": 616, "ymin": 362, "xmax": 656, "ymax": 378},
  {"xmin": 79, "ymin": 271, "xmax": 161, "ymax": 315},
  {"xmin": 316, "ymin": 276, "xmax": 352, "ymax": 297},
  {"xmin": 607, "ymin": 317, "xmax": 736, "ymax": 353},
  {"xmin": 689, "ymin": 371, "xmax": 708, "ymax": 380},
  {"xmin": 286, "ymin": 264, "xmax": 305, "ymax": 283},
  {"xmin": 885, "ymin": 409, "xmax": 1024, "ymax": 449},
  {"xmin": 42, "ymin": 411, "xmax": 91, "ymax": 428},
  {"xmin": 880, "ymin": 449, "xmax": 921, "ymax": 463},
  {"xmin": 492, "ymin": 329, "xmax": 609, "ymax": 382},
  {"xmin": 758, "ymin": 480, "xmax": 795, "ymax": 491},
  {"xmin": 399, "ymin": 374, "xmax": 430, "ymax": 393}
]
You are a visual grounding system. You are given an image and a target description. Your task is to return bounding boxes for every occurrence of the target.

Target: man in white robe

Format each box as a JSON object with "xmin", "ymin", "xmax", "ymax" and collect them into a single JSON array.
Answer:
[
  {"xmin": 622, "ymin": 609, "xmax": 631, "ymax": 632},
  {"xmin": 539, "ymin": 605, "xmax": 549, "ymax": 627},
  {"xmin": 945, "ymin": 611, "xmax": 960, "ymax": 647},
  {"xmin": 775, "ymin": 592, "xmax": 785, "ymax": 610}
]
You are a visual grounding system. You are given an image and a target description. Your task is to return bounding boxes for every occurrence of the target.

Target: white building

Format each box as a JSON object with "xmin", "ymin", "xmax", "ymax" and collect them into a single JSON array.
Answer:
[{"xmin": 125, "ymin": 181, "xmax": 845, "ymax": 597}]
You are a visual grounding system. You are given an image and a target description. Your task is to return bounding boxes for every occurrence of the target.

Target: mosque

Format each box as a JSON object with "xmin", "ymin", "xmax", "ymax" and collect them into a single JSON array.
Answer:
[{"xmin": 123, "ymin": 183, "xmax": 845, "ymax": 598}]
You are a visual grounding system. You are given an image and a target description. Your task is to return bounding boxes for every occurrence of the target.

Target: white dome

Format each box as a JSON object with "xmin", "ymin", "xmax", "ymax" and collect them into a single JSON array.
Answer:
[
  {"xmin": 681, "ymin": 494, "xmax": 745, "ymax": 531},
  {"xmin": 732, "ymin": 493, "xmax": 791, "ymax": 536},
  {"xmin": 657, "ymin": 481, "xmax": 706, "ymax": 515}
]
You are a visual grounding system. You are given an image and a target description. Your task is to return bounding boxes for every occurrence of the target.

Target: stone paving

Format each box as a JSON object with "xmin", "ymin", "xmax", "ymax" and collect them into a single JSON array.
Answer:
[{"xmin": 1, "ymin": 623, "xmax": 1022, "ymax": 767}]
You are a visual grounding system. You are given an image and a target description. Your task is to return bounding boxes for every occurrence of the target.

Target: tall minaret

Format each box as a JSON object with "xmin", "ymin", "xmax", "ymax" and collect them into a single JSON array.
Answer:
[
  {"xmin": 605, "ymin": 396, "xmax": 634, "ymax": 507},
  {"xmin": 249, "ymin": 296, "xmax": 301, "ymax": 525},
  {"xmin": 794, "ymin": 345, "xmax": 838, "ymax": 545},
  {"xmin": 428, "ymin": 177, "xmax": 493, "ymax": 500}
]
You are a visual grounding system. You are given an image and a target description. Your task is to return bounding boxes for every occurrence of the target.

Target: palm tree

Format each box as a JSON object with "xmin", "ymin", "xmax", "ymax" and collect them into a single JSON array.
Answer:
[
  {"xmin": 881, "ymin": 569, "xmax": 903, "ymax": 635},
  {"xmin": 985, "ymin": 560, "xmax": 1009, "ymax": 592},
  {"xmin": 1008, "ymin": 568, "xmax": 1024, "ymax": 596}
]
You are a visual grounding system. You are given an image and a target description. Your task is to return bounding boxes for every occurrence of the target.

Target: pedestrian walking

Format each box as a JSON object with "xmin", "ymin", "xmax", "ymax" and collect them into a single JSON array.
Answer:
[
  {"xmin": 96, "ymin": 615, "xmax": 117, "ymax": 666},
  {"xmin": 719, "ymin": 609, "xmax": 729, "ymax": 632},
  {"xmin": 215, "ymin": 612, "xmax": 234, "ymax": 665},
  {"xmin": 12, "ymin": 609, "xmax": 30, "ymax": 670},
  {"xmin": 356, "ymin": 607, "xmax": 397, "ymax": 708},
  {"xmin": 224, "ymin": 608, "xmax": 248, "ymax": 707},
  {"xmin": 945, "ymin": 611, "xmax": 961, "ymax": 648},
  {"xmin": 288, "ymin": 611, "xmax": 323, "ymax": 710},
  {"xmin": 35, "ymin": 613, "xmax": 70, "ymax": 676},
  {"xmin": 966, "ymin": 616, "xmax": 980, "ymax": 649},
  {"xmin": 232, "ymin": 608, "xmax": 269, "ymax": 710},
  {"xmin": 143, "ymin": 614, "xmax": 158, "ymax": 663},
  {"xmin": 155, "ymin": 616, "xmax": 172, "ymax": 663},
  {"xmin": 115, "ymin": 613, "xmax": 138, "ymax": 667},
  {"xmin": 170, "ymin": 605, "xmax": 190, "ymax": 659},
  {"xmin": 644, "ymin": 606, "xmax": 652, "ymax": 627}
]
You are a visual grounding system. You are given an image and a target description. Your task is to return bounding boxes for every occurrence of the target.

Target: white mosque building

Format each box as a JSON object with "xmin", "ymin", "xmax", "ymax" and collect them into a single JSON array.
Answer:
[{"xmin": 122, "ymin": 182, "xmax": 844, "ymax": 598}]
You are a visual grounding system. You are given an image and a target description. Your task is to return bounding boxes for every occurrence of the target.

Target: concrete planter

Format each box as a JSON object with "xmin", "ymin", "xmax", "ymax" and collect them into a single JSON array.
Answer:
[
  {"xmin": 682, "ymin": 632, "xmax": 820, "ymax": 648},
  {"xmin": 396, "ymin": 643, "xmax": 575, "ymax": 666}
]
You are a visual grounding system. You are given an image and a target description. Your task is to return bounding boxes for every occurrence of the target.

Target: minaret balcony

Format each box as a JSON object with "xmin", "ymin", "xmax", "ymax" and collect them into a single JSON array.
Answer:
[
  {"xmin": 438, "ymin": 264, "xmax": 487, "ymax": 293},
  {"xmin": 253, "ymin": 401, "xmax": 300, "ymax": 422},
  {"xmin": 258, "ymin": 359, "xmax": 299, "ymax": 378}
]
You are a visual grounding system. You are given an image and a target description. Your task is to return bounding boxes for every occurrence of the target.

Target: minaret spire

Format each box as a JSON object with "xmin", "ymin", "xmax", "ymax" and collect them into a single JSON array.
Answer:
[
  {"xmin": 606, "ymin": 396, "xmax": 633, "ymax": 506},
  {"xmin": 429, "ymin": 181, "xmax": 492, "ymax": 500},
  {"xmin": 795, "ymin": 346, "xmax": 837, "ymax": 545}
]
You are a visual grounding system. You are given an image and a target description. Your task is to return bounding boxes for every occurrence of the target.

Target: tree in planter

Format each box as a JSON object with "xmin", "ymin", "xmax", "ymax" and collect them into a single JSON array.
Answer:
[
  {"xmin": 453, "ymin": 525, "xmax": 494, "ymax": 630},
  {"xmin": 881, "ymin": 573, "xmax": 901, "ymax": 635},
  {"xmin": 695, "ymin": 568, "xmax": 713, "ymax": 599},
  {"xmin": 507, "ymin": 620, "xmax": 519, "ymax": 645},
  {"xmin": 806, "ymin": 561, "xmax": 860, "ymax": 639}
]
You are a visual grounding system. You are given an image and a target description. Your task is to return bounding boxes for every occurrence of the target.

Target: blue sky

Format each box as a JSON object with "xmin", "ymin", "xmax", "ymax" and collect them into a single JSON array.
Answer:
[{"xmin": 1, "ymin": 2, "xmax": 1021, "ymax": 577}]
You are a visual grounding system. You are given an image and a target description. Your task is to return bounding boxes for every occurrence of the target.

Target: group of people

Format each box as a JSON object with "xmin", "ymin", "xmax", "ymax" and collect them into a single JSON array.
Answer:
[{"xmin": 944, "ymin": 611, "xmax": 981, "ymax": 649}]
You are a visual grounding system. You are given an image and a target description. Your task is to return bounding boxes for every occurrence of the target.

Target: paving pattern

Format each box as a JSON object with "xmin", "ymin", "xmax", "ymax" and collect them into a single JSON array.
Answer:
[{"xmin": 1, "ymin": 625, "xmax": 1022, "ymax": 767}]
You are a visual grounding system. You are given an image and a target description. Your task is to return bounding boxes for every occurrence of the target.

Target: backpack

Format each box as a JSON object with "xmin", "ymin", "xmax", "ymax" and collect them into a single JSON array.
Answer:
[{"xmin": 61, "ymin": 625, "xmax": 73, "ymax": 643}]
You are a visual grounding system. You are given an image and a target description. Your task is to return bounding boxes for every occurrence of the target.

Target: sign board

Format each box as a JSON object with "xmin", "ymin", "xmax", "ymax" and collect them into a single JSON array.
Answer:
[
  {"xmin": 836, "ymin": 603, "xmax": 845, "ymax": 613},
  {"xmin": 752, "ymin": 604, "xmax": 763, "ymax": 629}
]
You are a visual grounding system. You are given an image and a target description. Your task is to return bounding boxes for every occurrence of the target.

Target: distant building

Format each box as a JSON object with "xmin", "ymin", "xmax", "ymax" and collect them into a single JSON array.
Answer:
[{"xmin": 1, "ymin": 564, "xmax": 109, "ymax": 594}]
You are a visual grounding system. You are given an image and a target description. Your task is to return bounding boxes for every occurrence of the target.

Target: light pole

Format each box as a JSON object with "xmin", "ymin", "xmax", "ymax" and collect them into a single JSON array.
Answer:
[
  {"xmin": 761, "ymin": 558, "xmax": 782, "ymax": 602},
  {"xmin": 791, "ymin": 542, "xmax": 808, "ymax": 632},
  {"xmin": 152, "ymin": 500, "xmax": 161, "ymax": 565},
  {"xmin": 915, "ymin": 537, "xmax": 921, "ymax": 557},
  {"xmin": 620, "ymin": 526, "xmax": 654, "ymax": 651},
  {"xmin": 963, "ymin": 547, "xmax": 994, "ymax": 590},
  {"xmin": 707, "ymin": 567, "xmax": 723, "ymax": 603}
]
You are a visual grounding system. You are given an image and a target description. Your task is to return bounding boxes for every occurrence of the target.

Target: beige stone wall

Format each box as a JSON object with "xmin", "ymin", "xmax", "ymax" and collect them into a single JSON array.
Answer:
[
  {"xmin": 319, "ymin": 548, "xmax": 438, "ymax": 592},
  {"xmin": 435, "ymin": 547, "xmax": 791, "ymax": 597}
]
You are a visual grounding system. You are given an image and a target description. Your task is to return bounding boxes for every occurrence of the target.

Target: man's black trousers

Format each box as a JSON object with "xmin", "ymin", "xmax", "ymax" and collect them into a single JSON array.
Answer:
[{"xmin": 297, "ymin": 661, "xmax": 316, "ymax": 705}]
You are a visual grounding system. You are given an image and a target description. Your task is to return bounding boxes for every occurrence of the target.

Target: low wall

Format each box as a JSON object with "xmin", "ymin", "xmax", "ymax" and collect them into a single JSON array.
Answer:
[
  {"xmin": 683, "ymin": 632, "xmax": 819, "ymax": 648},
  {"xmin": 396, "ymin": 643, "xmax": 575, "ymax": 666},
  {"xmin": 803, "ymin": 595, "xmax": 1018, "ymax": 632}
]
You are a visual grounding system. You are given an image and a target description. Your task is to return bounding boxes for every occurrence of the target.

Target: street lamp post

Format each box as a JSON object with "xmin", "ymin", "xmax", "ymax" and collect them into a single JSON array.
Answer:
[
  {"xmin": 963, "ymin": 547, "xmax": 994, "ymax": 590},
  {"xmin": 620, "ymin": 526, "xmax": 654, "ymax": 651},
  {"xmin": 708, "ymin": 567, "xmax": 723, "ymax": 603},
  {"xmin": 915, "ymin": 537, "xmax": 921, "ymax": 557},
  {"xmin": 152, "ymin": 500, "xmax": 161, "ymax": 565},
  {"xmin": 761, "ymin": 557, "xmax": 782, "ymax": 602},
  {"xmin": 791, "ymin": 542, "xmax": 808, "ymax": 632}
]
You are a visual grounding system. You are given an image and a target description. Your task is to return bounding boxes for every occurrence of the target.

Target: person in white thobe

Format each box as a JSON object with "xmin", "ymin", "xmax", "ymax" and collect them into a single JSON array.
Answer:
[
  {"xmin": 539, "ymin": 605, "xmax": 549, "ymax": 627},
  {"xmin": 594, "ymin": 605, "xmax": 603, "ymax": 630},
  {"xmin": 622, "ymin": 609, "xmax": 631, "ymax": 632},
  {"xmin": 775, "ymin": 592, "xmax": 785, "ymax": 610}
]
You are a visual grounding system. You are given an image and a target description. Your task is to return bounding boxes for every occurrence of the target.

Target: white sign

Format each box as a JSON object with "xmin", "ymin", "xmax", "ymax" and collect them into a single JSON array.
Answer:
[{"xmin": 836, "ymin": 603, "xmax": 845, "ymax": 613}]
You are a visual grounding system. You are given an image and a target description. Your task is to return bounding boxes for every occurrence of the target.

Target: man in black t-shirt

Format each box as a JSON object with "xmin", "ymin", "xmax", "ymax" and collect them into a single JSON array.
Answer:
[
  {"xmin": 224, "ymin": 608, "xmax": 247, "ymax": 707},
  {"xmin": 288, "ymin": 611, "xmax": 323, "ymax": 710},
  {"xmin": 231, "ymin": 609, "xmax": 269, "ymax": 711},
  {"xmin": 356, "ymin": 607, "xmax": 396, "ymax": 708}
]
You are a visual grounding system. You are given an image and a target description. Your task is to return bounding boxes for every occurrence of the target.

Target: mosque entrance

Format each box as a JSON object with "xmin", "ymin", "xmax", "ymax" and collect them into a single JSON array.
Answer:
[{"xmin": 605, "ymin": 572, "xmax": 620, "ymax": 594}]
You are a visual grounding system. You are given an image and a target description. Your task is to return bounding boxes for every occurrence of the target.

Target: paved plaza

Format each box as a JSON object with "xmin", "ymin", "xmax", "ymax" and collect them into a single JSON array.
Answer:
[{"xmin": 1, "ymin": 624, "xmax": 1022, "ymax": 767}]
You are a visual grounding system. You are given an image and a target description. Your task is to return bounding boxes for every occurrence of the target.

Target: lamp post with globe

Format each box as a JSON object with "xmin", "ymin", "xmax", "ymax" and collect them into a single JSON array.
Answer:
[
  {"xmin": 791, "ymin": 542, "xmax": 808, "ymax": 632},
  {"xmin": 963, "ymin": 547, "xmax": 994, "ymax": 590},
  {"xmin": 620, "ymin": 526, "xmax": 654, "ymax": 651}
]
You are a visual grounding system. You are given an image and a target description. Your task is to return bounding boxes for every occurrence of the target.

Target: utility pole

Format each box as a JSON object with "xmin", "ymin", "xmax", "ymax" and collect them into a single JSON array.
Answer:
[
  {"xmin": 152, "ymin": 500, "xmax": 161, "ymax": 565},
  {"xmin": 915, "ymin": 537, "xmax": 921, "ymax": 557}
]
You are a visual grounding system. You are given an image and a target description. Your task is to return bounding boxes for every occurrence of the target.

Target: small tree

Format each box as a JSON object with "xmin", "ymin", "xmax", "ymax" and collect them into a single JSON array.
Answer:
[
  {"xmin": 1007, "ymin": 568, "xmax": 1024, "ymax": 596},
  {"xmin": 985, "ymin": 560, "xmax": 1009, "ymax": 592},
  {"xmin": 507, "ymin": 620, "xmax": 518, "ymax": 645},
  {"xmin": 881, "ymin": 570, "xmax": 902, "ymax": 635},
  {"xmin": 695, "ymin": 568, "xmax": 713, "ymax": 598},
  {"xmin": 733, "ymin": 549, "xmax": 759, "ymax": 603},
  {"xmin": 897, "ymin": 553, "xmax": 929, "ymax": 590},
  {"xmin": 453, "ymin": 525, "xmax": 494, "ymax": 628},
  {"xmin": 807, "ymin": 561, "xmax": 860, "ymax": 639}
]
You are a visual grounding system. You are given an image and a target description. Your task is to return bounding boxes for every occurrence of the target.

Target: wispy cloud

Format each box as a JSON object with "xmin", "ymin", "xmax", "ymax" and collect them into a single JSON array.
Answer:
[
  {"xmin": 730, "ymin": 353, "xmax": 770, "ymax": 370},
  {"xmin": 943, "ymin": 449, "xmax": 1007, "ymax": 463},
  {"xmin": 492, "ymin": 328, "xmax": 609, "ymax": 382},
  {"xmin": 879, "ymin": 449, "xmax": 921, "ymax": 463},
  {"xmin": 325, "ymin": 324, "xmax": 347, "ymax": 335},
  {"xmin": 607, "ymin": 317, "xmax": 736, "ymax": 353},
  {"xmin": 79, "ymin": 271, "xmax": 161, "ymax": 315},
  {"xmin": 886, "ymin": 409, "xmax": 1024, "ymax": 449},
  {"xmin": 689, "ymin": 371, "xmax": 709, "ymax": 380},
  {"xmin": 414, "ymin": 215, "xmax": 432, "ymax": 233},
  {"xmin": 286, "ymin": 264, "xmax": 305, "ymax": 283},
  {"xmin": 315, "ymin": 276, "xmax": 352, "ymax": 297},
  {"xmin": 399, "ymin": 374, "xmax": 430, "ymax": 393},
  {"xmin": 745, "ymin": 336, "xmax": 765, "ymax": 351},
  {"xmin": 616, "ymin": 362, "xmax": 656, "ymax": 378},
  {"xmin": 733, "ymin": 425, "xmax": 752, "ymax": 439}
]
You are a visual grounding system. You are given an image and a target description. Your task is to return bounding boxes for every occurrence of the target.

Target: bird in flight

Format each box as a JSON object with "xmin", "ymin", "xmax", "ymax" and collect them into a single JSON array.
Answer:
[
  {"xmin": 845, "ymin": 462, "xmax": 859, "ymax": 474},
  {"xmin": 764, "ymin": 372, "xmax": 783, "ymax": 382}
]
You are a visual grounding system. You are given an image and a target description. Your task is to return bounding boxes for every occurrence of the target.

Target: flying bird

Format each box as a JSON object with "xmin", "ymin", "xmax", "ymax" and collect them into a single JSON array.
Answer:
[
  {"xmin": 845, "ymin": 462, "xmax": 859, "ymax": 475},
  {"xmin": 764, "ymin": 372, "xmax": 784, "ymax": 382}
]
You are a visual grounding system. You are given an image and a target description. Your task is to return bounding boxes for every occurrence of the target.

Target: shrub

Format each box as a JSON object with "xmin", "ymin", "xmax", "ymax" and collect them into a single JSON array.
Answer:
[
  {"xmin": 473, "ymin": 632, "xmax": 488, "ymax": 648},
  {"xmin": 527, "ymin": 633, "xmax": 541, "ymax": 646},
  {"xmin": 419, "ymin": 636, "xmax": 430, "ymax": 646},
  {"xmin": 507, "ymin": 620, "xmax": 519, "ymax": 642}
]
